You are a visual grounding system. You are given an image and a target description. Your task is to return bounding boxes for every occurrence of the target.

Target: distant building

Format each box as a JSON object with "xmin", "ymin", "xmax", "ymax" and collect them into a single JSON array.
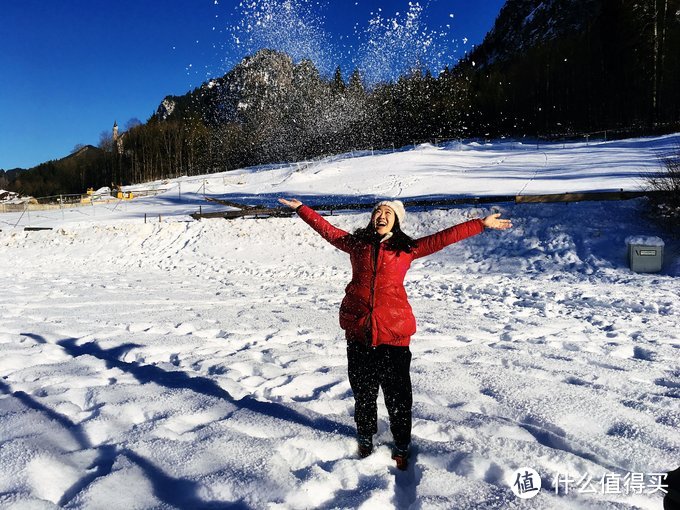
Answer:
[
  {"xmin": 112, "ymin": 121, "xmax": 125, "ymax": 154},
  {"xmin": 0, "ymin": 189, "xmax": 20, "ymax": 202}
]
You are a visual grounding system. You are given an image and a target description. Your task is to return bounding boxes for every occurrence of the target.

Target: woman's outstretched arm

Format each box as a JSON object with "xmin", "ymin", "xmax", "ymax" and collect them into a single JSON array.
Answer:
[
  {"xmin": 279, "ymin": 198, "xmax": 353, "ymax": 252},
  {"xmin": 413, "ymin": 212, "xmax": 512, "ymax": 259}
]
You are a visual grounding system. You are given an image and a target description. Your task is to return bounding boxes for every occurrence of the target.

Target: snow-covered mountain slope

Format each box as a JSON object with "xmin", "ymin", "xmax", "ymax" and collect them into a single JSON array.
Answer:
[
  {"xmin": 2, "ymin": 134, "xmax": 678, "ymax": 231},
  {"xmin": 0, "ymin": 135, "xmax": 678, "ymax": 509}
]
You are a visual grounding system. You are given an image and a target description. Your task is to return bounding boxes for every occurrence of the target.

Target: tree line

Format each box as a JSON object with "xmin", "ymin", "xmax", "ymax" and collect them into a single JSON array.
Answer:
[
  {"xmin": 2, "ymin": 0, "xmax": 679, "ymax": 198},
  {"xmin": 461, "ymin": 0, "xmax": 680, "ymax": 136}
]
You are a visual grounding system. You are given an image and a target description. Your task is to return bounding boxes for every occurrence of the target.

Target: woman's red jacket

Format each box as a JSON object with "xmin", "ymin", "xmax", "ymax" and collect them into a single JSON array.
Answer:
[{"xmin": 297, "ymin": 205, "xmax": 484, "ymax": 347}]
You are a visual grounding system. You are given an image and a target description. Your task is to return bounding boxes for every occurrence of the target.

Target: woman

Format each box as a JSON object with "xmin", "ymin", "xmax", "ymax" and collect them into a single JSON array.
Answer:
[{"xmin": 278, "ymin": 197, "xmax": 512, "ymax": 470}]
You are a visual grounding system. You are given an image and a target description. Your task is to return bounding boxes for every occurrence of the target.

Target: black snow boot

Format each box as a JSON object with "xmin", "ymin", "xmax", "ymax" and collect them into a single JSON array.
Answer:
[
  {"xmin": 392, "ymin": 444, "xmax": 410, "ymax": 471},
  {"xmin": 357, "ymin": 435, "xmax": 373, "ymax": 458}
]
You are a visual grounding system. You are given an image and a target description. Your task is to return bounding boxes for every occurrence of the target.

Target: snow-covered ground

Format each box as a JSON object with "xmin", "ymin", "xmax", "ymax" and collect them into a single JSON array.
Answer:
[{"xmin": 0, "ymin": 135, "xmax": 678, "ymax": 509}]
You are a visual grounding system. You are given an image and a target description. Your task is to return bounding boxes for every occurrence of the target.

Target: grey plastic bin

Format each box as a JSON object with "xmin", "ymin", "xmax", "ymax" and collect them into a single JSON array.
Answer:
[{"xmin": 626, "ymin": 236, "xmax": 664, "ymax": 273}]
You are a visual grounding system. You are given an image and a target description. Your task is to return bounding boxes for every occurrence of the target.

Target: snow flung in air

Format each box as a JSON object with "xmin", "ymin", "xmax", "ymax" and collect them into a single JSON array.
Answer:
[
  {"xmin": 216, "ymin": 0, "xmax": 458, "ymax": 83},
  {"xmin": 0, "ymin": 135, "xmax": 678, "ymax": 509},
  {"xmin": 227, "ymin": 0, "xmax": 334, "ymax": 75},
  {"xmin": 356, "ymin": 2, "xmax": 453, "ymax": 84}
]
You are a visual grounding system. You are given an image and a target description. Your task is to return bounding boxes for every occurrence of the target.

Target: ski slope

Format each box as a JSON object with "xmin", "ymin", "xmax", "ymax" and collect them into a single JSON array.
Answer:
[{"xmin": 0, "ymin": 135, "xmax": 678, "ymax": 509}]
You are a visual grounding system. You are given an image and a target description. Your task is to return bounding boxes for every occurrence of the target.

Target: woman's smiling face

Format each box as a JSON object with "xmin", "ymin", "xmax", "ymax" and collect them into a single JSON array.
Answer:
[{"xmin": 372, "ymin": 205, "xmax": 395, "ymax": 235}]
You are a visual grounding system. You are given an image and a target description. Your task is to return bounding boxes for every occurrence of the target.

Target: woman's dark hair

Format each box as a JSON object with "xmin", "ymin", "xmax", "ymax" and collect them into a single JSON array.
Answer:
[{"xmin": 353, "ymin": 215, "xmax": 417, "ymax": 254}]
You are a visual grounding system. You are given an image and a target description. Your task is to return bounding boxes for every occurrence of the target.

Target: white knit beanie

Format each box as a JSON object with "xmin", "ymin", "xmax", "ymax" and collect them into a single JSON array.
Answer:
[{"xmin": 372, "ymin": 200, "xmax": 406, "ymax": 226}]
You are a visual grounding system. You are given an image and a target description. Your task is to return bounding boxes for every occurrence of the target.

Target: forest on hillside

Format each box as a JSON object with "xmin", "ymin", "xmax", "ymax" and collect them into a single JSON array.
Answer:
[
  {"xmin": 2, "ymin": 0, "xmax": 679, "ymax": 198},
  {"xmin": 464, "ymin": 0, "xmax": 680, "ymax": 136}
]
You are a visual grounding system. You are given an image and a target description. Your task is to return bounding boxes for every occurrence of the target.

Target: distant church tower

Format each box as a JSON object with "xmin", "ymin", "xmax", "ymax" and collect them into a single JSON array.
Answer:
[{"xmin": 112, "ymin": 121, "xmax": 123, "ymax": 154}]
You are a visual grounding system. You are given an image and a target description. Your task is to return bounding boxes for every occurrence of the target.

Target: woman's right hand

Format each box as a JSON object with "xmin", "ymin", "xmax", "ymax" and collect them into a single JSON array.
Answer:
[{"xmin": 278, "ymin": 198, "xmax": 302, "ymax": 210}]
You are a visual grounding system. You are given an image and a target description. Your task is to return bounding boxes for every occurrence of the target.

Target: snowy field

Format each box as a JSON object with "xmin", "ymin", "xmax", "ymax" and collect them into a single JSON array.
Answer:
[{"xmin": 0, "ymin": 135, "xmax": 678, "ymax": 509}]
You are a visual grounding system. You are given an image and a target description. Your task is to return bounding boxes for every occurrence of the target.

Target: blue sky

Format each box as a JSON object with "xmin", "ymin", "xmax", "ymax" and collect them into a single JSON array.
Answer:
[{"xmin": 0, "ymin": 0, "xmax": 505, "ymax": 170}]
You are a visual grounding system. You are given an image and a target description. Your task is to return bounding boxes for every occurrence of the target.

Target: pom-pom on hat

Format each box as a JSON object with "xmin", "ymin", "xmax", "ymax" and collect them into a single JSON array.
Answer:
[{"xmin": 372, "ymin": 200, "xmax": 406, "ymax": 226}]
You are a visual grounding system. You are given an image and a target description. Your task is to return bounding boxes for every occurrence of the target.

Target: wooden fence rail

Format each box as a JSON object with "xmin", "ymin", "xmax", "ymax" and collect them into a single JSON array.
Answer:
[{"xmin": 191, "ymin": 190, "xmax": 667, "ymax": 220}]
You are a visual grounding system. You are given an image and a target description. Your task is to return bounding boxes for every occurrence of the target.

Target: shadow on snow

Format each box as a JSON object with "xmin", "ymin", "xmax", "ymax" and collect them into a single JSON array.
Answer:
[
  {"xmin": 51, "ymin": 335, "xmax": 355, "ymax": 438},
  {"xmin": 6, "ymin": 332, "xmax": 358, "ymax": 508},
  {"xmin": 0, "ymin": 376, "xmax": 246, "ymax": 509}
]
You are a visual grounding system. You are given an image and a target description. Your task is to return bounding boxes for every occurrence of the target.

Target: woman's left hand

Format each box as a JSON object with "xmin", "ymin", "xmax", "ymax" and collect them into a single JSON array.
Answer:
[{"xmin": 482, "ymin": 213, "xmax": 513, "ymax": 230}]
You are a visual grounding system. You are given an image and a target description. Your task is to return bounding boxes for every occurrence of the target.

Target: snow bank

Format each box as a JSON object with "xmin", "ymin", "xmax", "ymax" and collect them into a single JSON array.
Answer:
[{"xmin": 0, "ymin": 135, "xmax": 678, "ymax": 509}]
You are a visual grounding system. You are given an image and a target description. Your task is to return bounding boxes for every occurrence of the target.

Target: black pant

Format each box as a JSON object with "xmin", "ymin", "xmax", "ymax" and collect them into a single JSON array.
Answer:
[{"xmin": 347, "ymin": 341, "xmax": 413, "ymax": 447}]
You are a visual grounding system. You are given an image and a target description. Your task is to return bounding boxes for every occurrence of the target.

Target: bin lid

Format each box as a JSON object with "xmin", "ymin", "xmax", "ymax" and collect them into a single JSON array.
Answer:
[{"xmin": 625, "ymin": 235, "xmax": 664, "ymax": 247}]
